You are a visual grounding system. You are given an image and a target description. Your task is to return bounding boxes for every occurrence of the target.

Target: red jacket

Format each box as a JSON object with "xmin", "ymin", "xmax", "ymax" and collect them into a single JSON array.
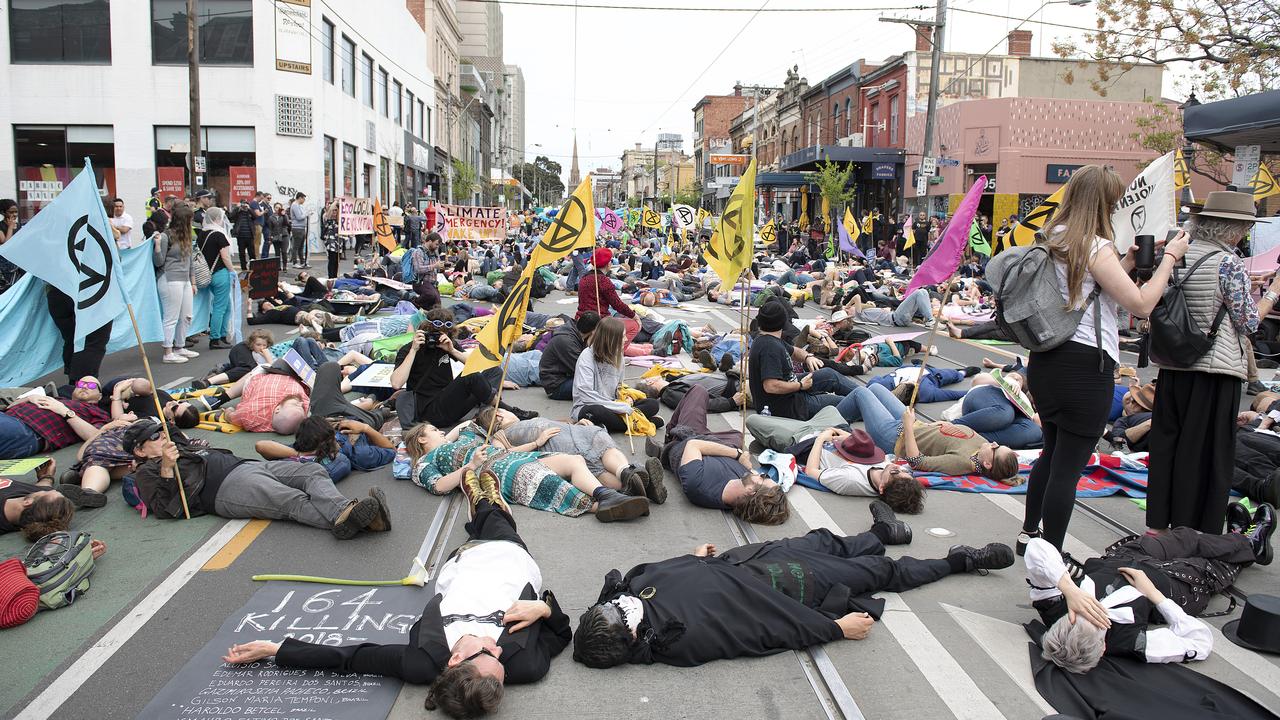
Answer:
[{"xmin": 576, "ymin": 271, "xmax": 635, "ymax": 320}]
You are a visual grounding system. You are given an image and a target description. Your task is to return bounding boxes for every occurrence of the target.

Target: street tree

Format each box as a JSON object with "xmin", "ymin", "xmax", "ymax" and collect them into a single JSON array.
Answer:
[
  {"xmin": 806, "ymin": 159, "xmax": 857, "ymax": 228},
  {"xmin": 1054, "ymin": 0, "xmax": 1279, "ymax": 98}
]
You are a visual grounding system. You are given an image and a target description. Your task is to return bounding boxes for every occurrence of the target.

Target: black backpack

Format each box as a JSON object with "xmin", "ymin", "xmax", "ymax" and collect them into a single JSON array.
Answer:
[{"xmin": 1147, "ymin": 251, "xmax": 1228, "ymax": 369}]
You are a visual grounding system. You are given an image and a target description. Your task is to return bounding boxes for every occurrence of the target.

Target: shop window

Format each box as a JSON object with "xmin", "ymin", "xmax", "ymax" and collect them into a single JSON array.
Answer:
[
  {"xmin": 342, "ymin": 143, "xmax": 356, "ymax": 196},
  {"xmin": 340, "ymin": 35, "xmax": 355, "ymax": 96},
  {"xmin": 154, "ymin": 126, "xmax": 256, "ymax": 206},
  {"xmin": 13, "ymin": 125, "xmax": 115, "ymax": 221},
  {"xmin": 380, "ymin": 157, "xmax": 390, "ymax": 204},
  {"xmin": 11, "ymin": 0, "xmax": 111, "ymax": 63},
  {"xmin": 321, "ymin": 18, "xmax": 334, "ymax": 83},
  {"xmin": 152, "ymin": 0, "xmax": 252, "ymax": 66},
  {"xmin": 324, "ymin": 136, "xmax": 335, "ymax": 201}
]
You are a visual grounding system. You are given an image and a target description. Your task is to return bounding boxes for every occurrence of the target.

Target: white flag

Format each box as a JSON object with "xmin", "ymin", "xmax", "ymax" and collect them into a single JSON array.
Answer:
[
  {"xmin": 672, "ymin": 204, "xmax": 697, "ymax": 229},
  {"xmin": 1112, "ymin": 151, "xmax": 1176, "ymax": 255}
]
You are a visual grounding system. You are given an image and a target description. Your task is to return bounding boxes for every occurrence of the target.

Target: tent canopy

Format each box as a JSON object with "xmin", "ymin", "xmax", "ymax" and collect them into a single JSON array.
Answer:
[{"xmin": 1183, "ymin": 90, "xmax": 1280, "ymax": 153}]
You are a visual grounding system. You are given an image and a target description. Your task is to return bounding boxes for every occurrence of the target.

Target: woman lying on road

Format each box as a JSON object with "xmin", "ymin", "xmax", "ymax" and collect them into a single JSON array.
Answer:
[{"xmin": 403, "ymin": 421, "xmax": 650, "ymax": 523}]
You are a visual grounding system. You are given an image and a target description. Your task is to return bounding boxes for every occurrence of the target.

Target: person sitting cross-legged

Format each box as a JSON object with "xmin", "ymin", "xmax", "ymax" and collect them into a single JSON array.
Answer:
[
  {"xmin": 222, "ymin": 485, "xmax": 570, "ymax": 719},
  {"xmin": 571, "ymin": 511, "xmax": 1013, "ymax": 668},
  {"xmin": 748, "ymin": 301, "xmax": 859, "ymax": 421}
]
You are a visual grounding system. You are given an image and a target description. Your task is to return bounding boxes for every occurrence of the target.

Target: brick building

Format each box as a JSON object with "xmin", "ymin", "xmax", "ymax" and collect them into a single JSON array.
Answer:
[{"xmin": 692, "ymin": 86, "xmax": 755, "ymax": 210}]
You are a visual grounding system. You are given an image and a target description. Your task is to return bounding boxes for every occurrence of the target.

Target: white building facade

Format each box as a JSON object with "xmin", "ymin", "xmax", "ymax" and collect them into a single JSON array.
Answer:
[{"xmin": 0, "ymin": 0, "xmax": 434, "ymax": 222}]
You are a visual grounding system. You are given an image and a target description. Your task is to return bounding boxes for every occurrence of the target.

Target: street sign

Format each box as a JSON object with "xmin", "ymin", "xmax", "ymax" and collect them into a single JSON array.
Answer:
[
  {"xmin": 921, "ymin": 156, "xmax": 937, "ymax": 176},
  {"xmin": 1233, "ymin": 144, "xmax": 1261, "ymax": 189},
  {"xmin": 193, "ymin": 155, "xmax": 207, "ymax": 173},
  {"xmin": 710, "ymin": 154, "xmax": 748, "ymax": 166},
  {"xmin": 937, "ymin": 157, "xmax": 960, "ymax": 167},
  {"xmin": 916, "ymin": 175, "xmax": 928, "ymax": 196}
]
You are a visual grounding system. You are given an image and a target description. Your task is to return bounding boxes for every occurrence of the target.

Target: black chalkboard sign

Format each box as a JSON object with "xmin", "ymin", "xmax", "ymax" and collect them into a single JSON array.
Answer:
[
  {"xmin": 137, "ymin": 583, "xmax": 424, "ymax": 720},
  {"xmin": 247, "ymin": 258, "xmax": 282, "ymax": 300}
]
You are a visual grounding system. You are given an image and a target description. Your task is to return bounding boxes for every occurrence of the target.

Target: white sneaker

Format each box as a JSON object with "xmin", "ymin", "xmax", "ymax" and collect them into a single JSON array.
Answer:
[
  {"xmin": 162, "ymin": 352, "xmax": 188, "ymax": 363},
  {"xmin": 177, "ymin": 348, "xmax": 200, "ymax": 358}
]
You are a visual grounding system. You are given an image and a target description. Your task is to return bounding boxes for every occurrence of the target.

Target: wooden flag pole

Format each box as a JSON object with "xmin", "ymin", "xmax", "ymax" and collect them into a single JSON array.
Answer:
[
  {"xmin": 907, "ymin": 275, "xmax": 960, "ymax": 410},
  {"xmin": 123, "ymin": 302, "xmax": 191, "ymax": 519},
  {"xmin": 482, "ymin": 344, "xmax": 517, "ymax": 444},
  {"xmin": 739, "ymin": 269, "xmax": 751, "ymax": 445}
]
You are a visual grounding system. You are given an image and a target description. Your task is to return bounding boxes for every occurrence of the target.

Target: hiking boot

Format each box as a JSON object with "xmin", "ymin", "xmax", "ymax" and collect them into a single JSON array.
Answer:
[
  {"xmin": 718, "ymin": 352, "xmax": 735, "ymax": 373},
  {"xmin": 594, "ymin": 488, "xmax": 650, "ymax": 523},
  {"xmin": 1015, "ymin": 529, "xmax": 1041, "ymax": 557},
  {"xmin": 365, "ymin": 486, "xmax": 392, "ymax": 532},
  {"xmin": 949, "ymin": 543, "xmax": 1015, "ymax": 574},
  {"xmin": 643, "ymin": 457, "xmax": 668, "ymax": 504},
  {"xmin": 696, "ymin": 349, "xmax": 716, "ymax": 371},
  {"xmin": 619, "ymin": 466, "xmax": 646, "ymax": 497},
  {"xmin": 55, "ymin": 484, "xmax": 107, "ymax": 509},
  {"xmin": 1247, "ymin": 503, "xmax": 1276, "ymax": 565},
  {"xmin": 869, "ymin": 499, "xmax": 912, "ymax": 545},
  {"xmin": 1227, "ymin": 501, "xmax": 1252, "ymax": 536},
  {"xmin": 332, "ymin": 497, "xmax": 379, "ymax": 539},
  {"xmin": 891, "ymin": 382, "xmax": 916, "ymax": 403},
  {"xmin": 1247, "ymin": 380, "xmax": 1270, "ymax": 396}
]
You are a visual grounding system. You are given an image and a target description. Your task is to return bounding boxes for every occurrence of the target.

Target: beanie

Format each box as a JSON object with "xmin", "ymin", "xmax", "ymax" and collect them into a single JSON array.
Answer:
[
  {"xmin": 593, "ymin": 247, "xmax": 613, "ymax": 268},
  {"xmin": 757, "ymin": 302, "xmax": 787, "ymax": 333},
  {"xmin": 0, "ymin": 558, "xmax": 39, "ymax": 629}
]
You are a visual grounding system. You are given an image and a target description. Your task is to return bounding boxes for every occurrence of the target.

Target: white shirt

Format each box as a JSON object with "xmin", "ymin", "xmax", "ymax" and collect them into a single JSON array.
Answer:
[
  {"xmin": 111, "ymin": 212, "xmax": 136, "ymax": 248},
  {"xmin": 1024, "ymin": 538, "xmax": 1213, "ymax": 663},
  {"xmin": 436, "ymin": 540, "xmax": 542, "ymax": 649},
  {"xmin": 1052, "ymin": 232, "xmax": 1120, "ymax": 362},
  {"xmin": 816, "ymin": 445, "xmax": 888, "ymax": 496}
]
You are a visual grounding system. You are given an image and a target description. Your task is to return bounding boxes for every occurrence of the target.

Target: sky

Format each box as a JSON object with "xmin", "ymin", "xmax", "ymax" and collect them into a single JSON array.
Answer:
[{"xmin": 495, "ymin": 0, "xmax": 1189, "ymax": 181}]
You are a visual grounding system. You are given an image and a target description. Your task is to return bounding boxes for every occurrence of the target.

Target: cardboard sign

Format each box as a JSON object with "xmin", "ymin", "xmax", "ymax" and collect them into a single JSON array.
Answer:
[
  {"xmin": 246, "ymin": 258, "xmax": 281, "ymax": 300},
  {"xmin": 348, "ymin": 363, "xmax": 396, "ymax": 388},
  {"xmin": 436, "ymin": 204, "xmax": 508, "ymax": 242},
  {"xmin": 281, "ymin": 348, "xmax": 317, "ymax": 388},
  {"xmin": 337, "ymin": 197, "xmax": 374, "ymax": 236},
  {"xmin": 137, "ymin": 583, "xmax": 424, "ymax": 720}
]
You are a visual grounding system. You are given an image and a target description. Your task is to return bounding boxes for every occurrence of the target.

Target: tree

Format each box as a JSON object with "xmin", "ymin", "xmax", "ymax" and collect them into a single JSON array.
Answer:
[
  {"xmin": 805, "ymin": 159, "xmax": 857, "ymax": 226},
  {"xmin": 511, "ymin": 155, "xmax": 565, "ymax": 205},
  {"xmin": 1127, "ymin": 99, "xmax": 1231, "ymax": 184},
  {"xmin": 451, "ymin": 159, "xmax": 483, "ymax": 205},
  {"xmin": 673, "ymin": 179, "xmax": 702, "ymax": 207},
  {"xmin": 1053, "ymin": 0, "xmax": 1279, "ymax": 98}
]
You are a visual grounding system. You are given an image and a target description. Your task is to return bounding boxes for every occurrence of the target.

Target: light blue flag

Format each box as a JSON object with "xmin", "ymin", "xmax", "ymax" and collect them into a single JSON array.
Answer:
[{"xmin": 0, "ymin": 158, "xmax": 127, "ymax": 350}]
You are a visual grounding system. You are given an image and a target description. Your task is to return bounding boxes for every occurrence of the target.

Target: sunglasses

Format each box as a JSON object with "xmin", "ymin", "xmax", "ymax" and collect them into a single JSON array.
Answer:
[
  {"xmin": 75, "ymin": 380, "xmax": 100, "ymax": 390},
  {"xmin": 425, "ymin": 319, "xmax": 454, "ymax": 329},
  {"xmin": 459, "ymin": 647, "xmax": 497, "ymax": 664}
]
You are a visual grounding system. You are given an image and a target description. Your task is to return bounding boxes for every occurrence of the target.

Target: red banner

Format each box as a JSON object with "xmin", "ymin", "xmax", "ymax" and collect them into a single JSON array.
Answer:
[
  {"xmin": 229, "ymin": 166, "xmax": 257, "ymax": 203},
  {"xmin": 156, "ymin": 167, "xmax": 185, "ymax": 199}
]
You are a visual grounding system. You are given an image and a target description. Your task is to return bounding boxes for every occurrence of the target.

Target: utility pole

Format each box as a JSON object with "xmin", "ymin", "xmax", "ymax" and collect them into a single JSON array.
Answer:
[
  {"xmin": 882, "ymin": 0, "xmax": 945, "ymax": 217},
  {"xmin": 652, "ymin": 138, "xmax": 659, "ymax": 212},
  {"xmin": 187, "ymin": 0, "xmax": 202, "ymax": 194}
]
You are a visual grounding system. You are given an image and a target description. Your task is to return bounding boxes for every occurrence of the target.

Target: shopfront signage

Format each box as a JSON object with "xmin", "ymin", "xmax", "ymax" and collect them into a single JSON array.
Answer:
[
  {"xmin": 872, "ymin": 163, "xmax": 896, "ymax": 180},
  {"xmin": 229, "ymin": 167, "xmax": 257, "ymax": 203},
  {"xmin": 1045, "ymin": 164, "xmax": 1083, "ymax": 184},
  {"xmin": 710, "ymin": 154, "xmax": 748, "ymax": 166},
  {"xmin": 274, "ymin": 0, "xmax": 312, "ymax": 74}
]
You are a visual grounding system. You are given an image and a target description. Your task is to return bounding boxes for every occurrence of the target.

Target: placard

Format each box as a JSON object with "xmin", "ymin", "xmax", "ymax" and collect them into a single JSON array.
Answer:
[
  {"xmin": 230, "ymin": 167, "xmax": 257, "ymax": 203},
  {"xmin": 274, "ymin": 0, "xmax": 312, "ymax": 74},
  {"xmin": 349, "ymin": 363, "xmax": 396, "ymax": 388},
  {"xmin": 436, "ymin": 204, "xmax": 509, "ymax": 242},
  {"xmin": 137, "ymin": 583, "xmax": 424, "ymax": 720},
  {"xmin": 338, "ymin": 197, "xmax": 374, "ymax": 236},
  {"xmin": 281, "ymin": 349, "xmax": 317, "ymax": 388},
  {"xmin": 247, "ymin": 258, "xmax": 281, "ymax": 300}
]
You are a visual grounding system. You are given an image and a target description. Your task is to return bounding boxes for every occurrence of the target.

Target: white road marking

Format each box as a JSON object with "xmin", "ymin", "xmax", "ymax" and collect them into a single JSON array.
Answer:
[
  {"xmin": 161, "ymin": 377, "xmax": 192, "ymax": 389},
  {"xmin": 940, "ymin": 603, "xmax": 1056, "ymax": 715},
  {"xmin": 14, "ymin": 520, "xmax": 249, "ymax": 720}
]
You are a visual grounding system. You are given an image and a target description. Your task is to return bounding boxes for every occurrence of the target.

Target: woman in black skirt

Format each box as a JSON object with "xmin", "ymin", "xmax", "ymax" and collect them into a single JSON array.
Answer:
[
  {"xmin": 1020, "ymin": 165, "xmax": 1188, "ymax": 553},
  {"xmin": 1147, "ymin": 192, "xmax": 1277, "ymax": 535}
]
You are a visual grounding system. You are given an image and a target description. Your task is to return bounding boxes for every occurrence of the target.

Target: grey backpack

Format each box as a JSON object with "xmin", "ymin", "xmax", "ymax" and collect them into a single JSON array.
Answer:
[{"xmin": 988, "ymin": 244, "xmax": 1104, "ymax": 362}]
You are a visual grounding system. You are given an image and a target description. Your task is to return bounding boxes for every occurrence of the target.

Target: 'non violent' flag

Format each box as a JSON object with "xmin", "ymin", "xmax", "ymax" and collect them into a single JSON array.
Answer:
[
  {"xmin": 372, "ymin": 200, "xmax": 397, "ymax": 252},
  {"xmin": 703, "ymin": 158, "xmax": 756, "ymax": 288},
  {"xmin": 905, "ymin": 176, "xmax": 986, "ymax": 296},
  {"xmin": 464, "ymin": 177, "xmax": 596, "ymax": 375},
  {"xmin": 969, "ymin": 218, "xmax": 991, "ymax": 256},
  {"xmin": 1009, "ymin": 185, "xmax": 1066, "ymax": 249},
  {"xmin": 1175, "ymin": 148, "xmax": 1190, "ymax": 190},
  {"xmin": 837, "ymin": 215, "xmax": 865, "ymax": 258},
  {"xmin": 600, "ymin": 208, "xmax": 623, "ymax": 234},
  {"xmin": 0, "ymin": 158, "xmax": 126, "ymax": 350},
  {"xmin": 821, "ymin": 196, "xmax": 832, "ymax": 234},
  {"xmin": 1112, "ymin": 151, "xmax": 1176, "ymax": 255},
  {"xmin": 697, "ymin": 208, "xmax": 711, "ymax": 228}
]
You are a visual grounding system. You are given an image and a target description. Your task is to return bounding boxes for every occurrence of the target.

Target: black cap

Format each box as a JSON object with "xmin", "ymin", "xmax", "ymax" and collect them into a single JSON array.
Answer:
[
  {"xmin": 194, "ymin": 189, "xmax": 213, "ymax": 199},
  {"xmin": 121, "ymin": 419, "xmax": 164, "ymax": 453},
  {"xmin": 757, "ymin": 302, "xmax": 787, "ymax": 332}
]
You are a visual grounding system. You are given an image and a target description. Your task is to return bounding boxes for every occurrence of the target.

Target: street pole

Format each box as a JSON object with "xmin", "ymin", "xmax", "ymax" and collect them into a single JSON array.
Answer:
[
  {"xmin": 919, "ymin": 0, "xmax": 947, "ymax": 218},
  {"xmin": 652, "ymin": 139, "xmax": 659, "ymax": 212},
  {"xmin": 187, "ymin": 0, "xmax": 202, "ymax": 193}
]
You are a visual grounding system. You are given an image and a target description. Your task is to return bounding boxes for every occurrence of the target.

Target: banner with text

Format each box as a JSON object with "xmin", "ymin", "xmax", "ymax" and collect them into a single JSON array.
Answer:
[
  {"xmin": 337, "ymin": 196, "xmax": 374, "ymax": 236},
  {"xmin": 437, "ymin": 204, "xmax": 509, "ymax": 242},
  {"xmin": 229, "ymin": 166, "xmax": 257, "ymax": 203}
]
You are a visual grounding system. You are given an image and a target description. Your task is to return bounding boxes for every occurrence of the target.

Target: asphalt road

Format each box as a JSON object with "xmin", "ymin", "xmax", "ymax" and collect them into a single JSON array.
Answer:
[{"xmin": 3, "ymin": 260, "xmax": 1278, "ymax": 720}]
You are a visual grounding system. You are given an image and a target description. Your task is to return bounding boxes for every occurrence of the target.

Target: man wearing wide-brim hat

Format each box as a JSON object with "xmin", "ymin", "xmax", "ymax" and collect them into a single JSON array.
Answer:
[
  {"xmin": 797, "ymin": 426, "xmax": 925, "ymax": 516},
  {"xmin": 1146, "ymin": 190, "xmax": 1280, "ymax": 538}
]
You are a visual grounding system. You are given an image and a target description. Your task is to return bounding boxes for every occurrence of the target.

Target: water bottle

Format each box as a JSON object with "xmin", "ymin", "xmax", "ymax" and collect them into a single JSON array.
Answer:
[{"xmin": 761, "ymin": 406, "xmax": 771, "ymax": 417}]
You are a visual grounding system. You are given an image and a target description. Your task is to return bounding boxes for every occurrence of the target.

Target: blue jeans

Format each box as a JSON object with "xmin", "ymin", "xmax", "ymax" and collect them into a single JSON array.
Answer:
[
  {"xmin": 548, "ymin": 378, "xmax": 574, "ymax": 401},
  {"xmin": 468, "ymin": 284, "xmax": 501, "ymax": 301},
  {"xmin": 208, "ymin": 267, "xmax": 232, "ymax": 341},
  {"xmin": 839, "ymin": 384, "xmax": 906, "ymax": 453},
  {"xmin": 290, "ymin": 337, "xmax": 328, "ymax": 369},
  {"xmin": 799, "ymin": 367, "xmax": 861, "ymax": 418},
  {"xmin": 891, "ymin": 288, "xmax": 933, "ymax": 326},
  {"xmin": 0, "ymin": 413, "xmax": 41, "ymax": 459},
  {"xmin": 868, "ymin": 367, "xmax": 966, "ymax": 403},
  {"xmin": 955, "ymin": 385, "xmax": 1042, "ymax": 449},
  {"xmin": 339, "ymin": 433, "xmax": 396, "ymax": 470},
  {"xmin": 566, "ymin": 253, "xmax": 588, "ymax": 290}
]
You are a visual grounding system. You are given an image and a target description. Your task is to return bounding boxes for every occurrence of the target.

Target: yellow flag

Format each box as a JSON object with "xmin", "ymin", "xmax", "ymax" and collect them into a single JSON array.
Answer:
[
  {"xmin": 759, "ymin": 218, "xmax": 776, "ymax": 247},
  {"xmin": 641, "ymin": 207, "xmax": 662, "ymax": 228},
  {"xmin": 861, "ymin": 214, "xmax": 874, "ymax": 236},
  {"xmin": 821, "ymin": 196, "xmax": 832, "ymax": 234},
  {"xmin": 697, "ymin": 208, "xmax": 710, "ymax": 227},
  {"xmin": 843, "ymin": 207, "xmax": 861, "ymax": 245},
  {"xmin": 1174, "ymin": 148, "xmax": 1190, "ymax": 189},
  {"xmin": 1009, "ymin": 185, "xmax": 1067, "ymax": 249},
  {"xmin": 372, "ymin": 200, "xmax": 397, "ymax": 252},
  {"xmin": 465, "ymin": 178, "xmax": 597, "ymax": 375},
  {"xmin": 703, "ymin": 158, "xmax": 756, "ymax": 288},
  {"xmin": 1250, "ymin": 164, "xmax": 1280, "ymax": 201},
  {"xmin": 902, "ymin": 227, "xmax": 915, "ymax": 251}
]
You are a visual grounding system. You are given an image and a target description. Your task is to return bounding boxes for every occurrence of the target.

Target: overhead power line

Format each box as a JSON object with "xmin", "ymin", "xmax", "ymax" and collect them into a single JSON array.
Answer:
[{"xmin": 463, "ymin": 0, "xmax": 929, "ymax": 11}]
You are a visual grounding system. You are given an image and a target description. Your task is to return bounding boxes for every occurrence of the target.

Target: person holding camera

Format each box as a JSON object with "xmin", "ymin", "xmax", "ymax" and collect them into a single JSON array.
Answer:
[
  {"xmin": 231, "ymin": 198, "xmax": 257, "ymax": 269},
  {"xmin": 391, "ymin": 308, "xmax": 537, "ymax": 428},
  {"xmin": 1019, "ymin": 165, "xmax": 1189, "ymax": 555}
]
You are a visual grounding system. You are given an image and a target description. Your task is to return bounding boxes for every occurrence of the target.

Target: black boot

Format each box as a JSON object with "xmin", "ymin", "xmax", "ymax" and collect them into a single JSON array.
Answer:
[
  {"xmin": 869, "ymin": 500, "xmax": 912, "ymax": 545},
  {"xmin": 498, "ymin": 401, "xmax": 538, "ymax": 421},
  {"xmin": 948, "ymin": 543, "xmax": 1014, "ymax": 574},
  {"xmin": 1247, "ymin": 503, "xmax": 1276, "ymax": 565},
  {"xmin": 592, "ymin": 487, "xmax": 649, "ymax": 523},
  {"xmin": 643, "ymin": 457, "xmax": 668, "ymax": 504},
  {"xmin": 618, "ymin": 466, "xmax": 646, "ymax": 497},
  {"xmin": 1227, "ymin": 501, "xmax": 1252, "ymax": 535},
  {"xmin": 55, "ymin": 484, "xmax": 107, "ymax": 509}
]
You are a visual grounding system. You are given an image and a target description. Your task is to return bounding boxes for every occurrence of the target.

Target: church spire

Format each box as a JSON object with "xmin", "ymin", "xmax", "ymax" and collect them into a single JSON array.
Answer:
[{"xmin": 568, "ymin": 131, "xmax": 581, "ymax": 188}]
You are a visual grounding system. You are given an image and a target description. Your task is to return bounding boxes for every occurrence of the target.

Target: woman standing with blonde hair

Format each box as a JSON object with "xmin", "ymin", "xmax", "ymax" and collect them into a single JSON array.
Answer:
[
  {"xmin": 1019, "ymin": 165, "xmax": 1188, "ymax": 554},
  {"xmin": 154, "ymin": 204, "xmax": 198, "ymax": 363},
  {"xmin": 571, "ymin": 317, "xmax": 663, "ymax": 433},
  {"xmin": 322, "ymin": 200, "xmax": 341, "ymax": 278}
]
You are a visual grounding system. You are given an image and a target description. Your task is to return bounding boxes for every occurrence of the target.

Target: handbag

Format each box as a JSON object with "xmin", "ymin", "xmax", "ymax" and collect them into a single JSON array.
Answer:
[
  {"xmin": 1147, "ymin": 251, "xmax": 1227, "ymax": 368},
  {"xmin": 191, "ymin": 232, "xmax": 212, "ymax": 289}
]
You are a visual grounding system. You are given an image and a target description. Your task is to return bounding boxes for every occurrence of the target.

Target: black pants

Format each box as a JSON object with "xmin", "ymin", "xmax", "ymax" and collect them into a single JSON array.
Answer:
[
  {"xmin": 959, "ymin": 320, "xmax": 1009, "ymax": 341},
  {"xmin": 580, "ymin": 398, "xmax": 660, "ymax": 433},
  {"xmin": 753, "ymin": 529, "xmax": 953, "ymax": 599},
  {"xmin": 47, "ymin": 289, "xmax": 111, "ymax": 383},
  {"xmin": 309, "ymin": 361, "xmax": 386, "ymax": 428},
  {"xmin": 1234, "ymin": 431, "xmax": 1280, "ymax": 505},
  {"xmin": 659, "ymin": 377, "xmax": 740, "ymax": 412},
  {"xmin": 327, "ymin": 250, "xmax": 340, "ymax": 279},
  {"xmin": 238, "ymin": 236, "xmax": 257, "ymax": 268},
  {"xmin": 397, "ymin": 373, "xmax": 496, "ymax": 428},
  {"xmin": 1147, "ymin": 370, "xmax": 1241, "ymax": 533}
]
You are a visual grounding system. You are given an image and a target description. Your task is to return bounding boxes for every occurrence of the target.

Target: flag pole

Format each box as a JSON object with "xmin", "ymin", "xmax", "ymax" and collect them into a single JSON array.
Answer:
[
  {"xmin": 739, "ymin": 268, "xmax": 750, "ymax": 445},
  {"xmin": 482, "ymin": 344, "xmax": 516, "ymax": 444},
  {"xmin": 123, "ymin": 301, "xmax": 192, "ymax": 519},
  {"xmin": 907, "ymin": 275, "xmax": 959, "ymax": 410}
]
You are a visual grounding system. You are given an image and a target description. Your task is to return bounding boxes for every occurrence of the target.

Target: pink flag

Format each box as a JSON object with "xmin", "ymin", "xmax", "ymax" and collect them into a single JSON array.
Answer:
[
  {"xmin": 904, "ymin": 176, "xmax": 986, "ymax": 296},
  {"xmin": 903, "ymin": 213, "xmax": 913, "ymax": 234}
]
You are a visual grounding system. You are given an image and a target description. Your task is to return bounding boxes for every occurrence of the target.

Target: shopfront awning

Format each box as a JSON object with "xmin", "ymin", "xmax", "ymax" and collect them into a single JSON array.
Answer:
[
  {"xmin": 756, "ymin": 171, "xmax": 813, "ymax": 188},
  {"xmin": 1183, "ymin": 90, "xmax": 1280, "ymax": 153},
  {"xmin": 779, "ymin": 144, "xmax": 906, "ymax": 171}
]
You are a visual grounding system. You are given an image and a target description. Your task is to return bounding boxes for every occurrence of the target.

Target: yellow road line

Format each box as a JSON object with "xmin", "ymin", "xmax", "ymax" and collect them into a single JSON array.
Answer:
[{"xmin": 201, "ymin": 519, "xmax": 271, "ymax": 571}]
